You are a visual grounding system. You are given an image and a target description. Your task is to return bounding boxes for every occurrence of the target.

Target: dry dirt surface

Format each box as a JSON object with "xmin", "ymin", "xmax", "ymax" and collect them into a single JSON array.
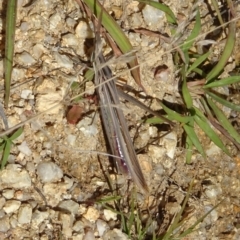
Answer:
[{"xmin": 0, "ymin": 0, "xmax": 240, "ymax": 239}]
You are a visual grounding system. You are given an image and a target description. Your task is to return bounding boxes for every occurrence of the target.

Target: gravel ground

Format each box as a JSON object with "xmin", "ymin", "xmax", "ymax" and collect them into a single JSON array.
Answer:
[{"xmin": 0, "ymin": 0, "xmax": 240, "ymax": 239}]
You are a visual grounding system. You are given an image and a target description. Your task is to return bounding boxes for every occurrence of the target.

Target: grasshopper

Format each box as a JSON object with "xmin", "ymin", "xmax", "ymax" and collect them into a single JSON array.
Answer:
[{"xmin": 93, "ymin": 44, "xmax": 149, "ymax": 193}]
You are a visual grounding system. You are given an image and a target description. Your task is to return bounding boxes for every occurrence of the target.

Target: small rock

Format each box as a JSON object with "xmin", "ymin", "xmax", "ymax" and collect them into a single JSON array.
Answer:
[
  {"xmin": 83, "ymin": 207, "xmax": 100, "ymax": 222},
  {"xmin": 159, "ymin": 131, "xmax": 177, "ymax": 159},
  {"xmin": 66, "ymin": 134, "xmax": 77, "ymax": 145},
  {"xmin": 63, "ymin": 176, "xmax": 74, "ymax": 190},
  {"xmin": 103, "ymin": 209, "xmax": 117, "ymax": 221},
  {"xmin": 2, "ymin": 189, "xmax": 15, "ymax": 199},
  {"xmin": 58, "ymin": 200, "xmax": 79, "ymax": 215},
  {"xmin": 35, "ymin": 92, "xmax": 63, "ymax": 114},
  {"xmin": 32, "ymin": 43, "xmax": 46, "ymax": 59},
  {"xmin": 26, "ymin": 162, "xmax": 36, "ymax": 174},
  {"xmin": 17, "ymin": 141, "xmax": 32, "ymax": 156},
  {"xmin": 75, "ymin": 21, "xmax": 94, "ymax": 39},
  {"xmin": 14, "ymin": 190, "xmax": 32, "ymax": 201},
  {"xmin": 21, "ymin": 90, "xmax": 34, "ymax": 100},
  {"xmin": 72, "ymin": 220, "xmax": 84, "ymax": 232},
  {"xmin": 72, "ymin": 234, "xmax": 85, "ymax": 240},
  {"xmin": 83, "ymin": 230, "xmax": 95, "ymax": 240},
  {"xmin": 0, "ymin": 216, "xmax": 10, "ymax": 233},
  {"xmin": 62, "ymin": 33, "xmax": 78, "ymax": 47},
  {"xmin": 43, "ymin": 182, "xmax": 68, "ymax": 207},
  {"xmin": 0, "ymin": 210, "xmax": 5, "ymax": 218},
  {"xmin": 0, "ymin": 198, "xmax": 6, "ymax": 209},
  {"xmin": 103, "ymin": 229, "xmax": 128, "ymax": 240},
  {"xmin": 142, "ymin": 4, "xmax": 165, "ymax": 27},
  {"xmin": 18, "ymin": 204, "xmax": 32, "ymax": 224},
  {"xmin": 37, "ymin": 162, "xmax": 63, "ymax": 183},
  {"xmin": 0, "ymin": 165, "xmax": 31, "ymax": 189},
  {"xmin": 3, "ymin": 200, "xmax": 21, "ymax": 214},
  {"xmin": 53, "ymin": 51, "xmax": 73, "ymax": 69},
  {"xmin": 49, "ymin": 12, "xmax": 62, "ymax": 30},
  {"xmin": 206, "ymin": 143, "xmax": 222, "ymax": 156},
  {"xmin": 96, "ymin": 219, "xmax": 109, "ymax": 236},
  {"xmin": 15, "ymin": 51, "xmax": 36, "ymax": 66},
  {"xmin": 9, "ymin": 215, "xmax": 18, "ymax": 229},
  {"xmin": 31, "ymin": 210, "xmax": 49, "ymax": 228},
  {"xmin": 59, "ymin": 212, "xmax": 74, "ymax": 238}
]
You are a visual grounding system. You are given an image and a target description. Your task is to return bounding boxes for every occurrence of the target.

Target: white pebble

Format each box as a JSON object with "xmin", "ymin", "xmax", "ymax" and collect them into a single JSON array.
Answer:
[
  {"xmin": 21, "ymin": 90, "xmax": 34, "ymax": 100},
  {"xmin": 67, "ymin": 134, "xmax": 76, "ymax": 146},
  {"xmin": 75, "ymin": 21, "xmax": 94, "ymax": 39},
  {"xmin": 73, "ymin": 220, "xmax": 84, "ymax": 232},
  {"xmin": 15, "ymin": 51, "xmax": 36, "ymax": 66},
  {"xmin": 62, "ymin": 33, "xmax": 78, "ymax": 47},
  {"xmin": 31, "ymin": 210, "xmax": 49, "ymax": 228},
  {"xmin": 96, "ymin": 219, "xmax": 109, "ymax": 236},
  {"xmin": 32, "ymin": 43, "xmax": 46, "ymax": 59},
  {"xmin": 37, "ymin": 162, "xmax": 63, "ymax": 183},
  {"xmin": 63, "ymin": 176, "xmax": 74, "ymax": 190},
  {"xmin": 83, "ymin": 230, "xmax": 95, "ymax": 240},
  {"xmin": 17, "ymin": 141, "xmax": 32, "ymax": 156},
  {"xmin": 2, "ymin": 189, "xmax": 15, "ymax": 199},
  {"xmin": 59, "ymin": 213, "xmax": 74, "ymax": 238},
  {"xmin": 18, "ymin": 204, "xmax": 32, "ymax": 224},
  {"xmin": 204, "ymin": 185, "xmax": 222, "ymax": 199},
  {"xmin": 0, "ymin": 165, "xmax": 31, "ymax": 189},
  {"xmin": 58, "ymin": 200, "xmax": 79, "ymax": 215},
  {"xmin": 43, "ymin": 183, "xmax": 68, "ymax": 207},
  {"xmin": 53, "ymin": 51, "xmax": 73, "ymax": 69},
  {"xmin": 9, "ymin": 215, "xmax": 18, "ymax": 229},
  {"xmin": 103, "ymin": 229, "xmax": 128, "ymax": 240},
  {"xmin": 103, "ymin": 209, "xmax": 117, "ymax": 221},
  {"xmin": 0, "ymin": 198, "xmax": 6, "ymax": 208},
  {"xmin": 3, "ymin": 200, "xmax": 21, "ymax": 214},
  {"xmin": 49, "ymin": 12, "xmax": 62, "ymax": 30},
  {"xmin": 0, "ymin": 216, "xmax": 10, "ymax": 233},
  {"xmin": 83, "ymin": 207, "xmax": 100, "ymax": 222},
  {"xmin": 0, "ymin": 210, "xmax": 5, "ymax": 218},
  {"xmin": 142, "ymin": 4, "xmax": 164, "ymax": 26},
  {"xmin": 12, "ymin": 68, "xmax": 26, "ymax": 81}
]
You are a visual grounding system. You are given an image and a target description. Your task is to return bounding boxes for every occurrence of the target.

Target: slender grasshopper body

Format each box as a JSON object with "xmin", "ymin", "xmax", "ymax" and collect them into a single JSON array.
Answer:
[{"xmin": 94, "ymin": 50, "xmax": 149, "ymax": 193}]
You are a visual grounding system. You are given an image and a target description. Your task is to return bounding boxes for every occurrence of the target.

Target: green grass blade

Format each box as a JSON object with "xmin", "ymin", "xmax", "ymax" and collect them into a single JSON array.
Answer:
[
  {"xmin": 206, "ymin": 20, "xmax": 236, "ymax": 82},
  {"xmin": 211, "ymin": 0, "xmax": 224, "ymax": 26},
  {"xmin": 207, "ymin": 97, "xmax": 240, "ymax": 143},
  {"xmin": 136, "ymin": 0, "xmax": 177, "ymax": 24},
  {"xmin": 182, "ymin": 68, "xmax": 193, "ymax": 108},
  {"xmin": 200, "ymin": 98, "xmax": 214, "ymax": 119},
  {"xmin": 9, "ymin": 127, "xmax": 23, "ymax": 141},
  {"xmin": 1, "ymin": 140, "xmax": 11, "ymax": 169},
  {"xmin": 183, "ymin": 119, "xmax": 206, "ymax": 158},
  {"xmin": 194, "ymin": 108, "xmax": 230, "ymax": 155},
  {"xmin": 84, "ymin": 69, "xmax": 95, "ymax": 82},
  {"xmin": 0, "ymin": 142, "xmax": 5, "ymax": 151},
  {"xmin": 96, "ymin": 195, "xmax": 122, "ymax": 203},
  {"xmin": 192, "ymin": 67, "xmax": 204, "ymax": 76},
  {"xmin": 145, "ymin": 117, "xmax": 167, "ymax": 125},
  {"xmin": 186, "ymin": 51, "xmax": 211, "ymax": 75},
  {"xmin": 83, "ymin": 0, "xmax": 143, "ymax": 88},
  {"xmin": 186, "ymin": 135, "xmax": 193, "ymax": 164},
  {"xmin": 158, "ymin": 101, "xmax": 192, "ymax": 123},
  {"xmin": 206, "ymin": 91, "xmax": 240, "ymax": 112},
  {"xmin": 177, "ymin": 201, "xmax": 223, "ymax": 238},
  {"xmin": 162, "ymin": 180, "xmax": 194, "ymax": 239},
  {"xmin": 4, "ymin": 0, "xmax": 18, "ymax": 108},
  {"xmin": 127, "ymin": 194, "xmax": 136, "ymax": 235},
  {"xmin": 181, "ymin": 10, "xmax": 201, "ymax": 52},
  {"xmin": 204, "ymin": 76, "xmax": 240, "ymax": 88}
]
